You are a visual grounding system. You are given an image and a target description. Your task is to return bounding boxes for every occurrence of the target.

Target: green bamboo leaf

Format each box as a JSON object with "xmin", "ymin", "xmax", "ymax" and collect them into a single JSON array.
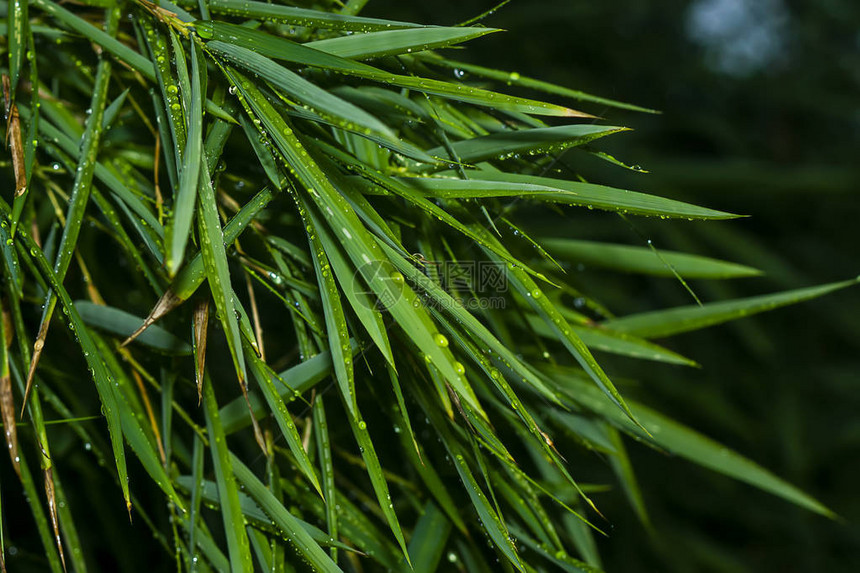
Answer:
[
  {"xmin": 33, "ymin": 0, "xmax": 234, "ymax": 123},
  {"xmin": 101, "ymin": 88, "xmax": 129, "ymax": 131},
  {"xmin": 524, "ymin": 315, "xmax": 697, "ymax": 366},
  {"xmin": 409, "ymin": 378, "xmax": 525, "ymax": 571},
  {"xmin": 604, "ymin": 277, "xmax": 860, "ymax": 338},
  {"xmin": 75, "ymin": 301, "xmax": 191, "ymax": 354},
  {"xmin": 13, "ymin": 342, "xmax": 65, "ymax": 570},
  {"xmin": 280, "ymin": 477, "xmax": 402, "ymax": 570},
  {"xmin": 493, "ymin": 479, "xmax": 555, "ymax": 550},
  {"xmin": 188, "ymin": 436, "xmax": 205, "ymax": 571},
  {"xmin": 202, "ymin": 376, "xmax": 254, "ymax": 572},
  {"xmin": 310, "ymin": 205, "xmax": 395, "ymax": 366},
  {"xmin": 3, "ymin": 445, "xmax": 63, "ymax": 572},
  {"xmin": 542, "ymin": 238, "xmax": 762, "ymax": 279},
  {"xmin": 6, "ymin": 0, "xmax": 28, "ymax": 94},
  {"xmin": 141, "ymin": 20, "xmax": 186, "ymax": 169},
  {"xmin": 552, "ymin": 369, "xmax": 834, "ymax": 516},
  {"xmin": 31, "ymin": 110, "xmax": 164, "ymax": 236},
  {"xmin": 388, "ymin": 370, "xmax": 467, "ymax": 533},
  {"xmin": 207, "ymin": 41, "xmax": 395, "ymax": 139},
  {"xmin": 300, "ymin": 195, "xmax": 357, "ymax": 415},
  {"xmin": 606, "ymin": 426, "xmax": 651, "ymax": 529},
  {"xmin": 249, "ymin": 529, "xmax": 274, "ymax": 572},
  {"xmin": 335, "ymin": 85, "xmax": 430, "ymax": 120},
  {"xmin": 424, "ymin": 125, "xmax": 625, "ymax": 166},
  {"xmin": 0, "ymin": 222, "xmax": 23, "ymax": 299},
  {"xmin": 286, "ymin": 104, "xmax": 436, "ymax": 163},
  {"xmin": 31, "ymin": 0, "xmax": 153, "ymax": 79},
  {"xmin": 316, "ymin": 142, "xmax": 551, "ymax": 283},
  {"xmin": 507, "ymin": 523, "xmax": 603, "ymax": 573},
  {"xmin": 207, "ymin": 0, "xmax": 424, "ymax": 31},
  {"xmin": 345, "ymin": 411, "xmax": 412, "ymax": 565},
  {"xmin": 179, "ymin": 517, "xmax": 230, "ymax": 572},
  {"xmin": 231, "ymin": 456, "xmax": 341, "ymax": 572},
  {"xmin": 414, "ymin": 172, "xmax": 740, "ymax": 219},
  {"xmin": 165, "ymin": 42, "xmax": 203, "ymax": 276},
  {"xmin": 170, "ymin": 30, "xmax": 193, "ymax": 118},
  {"xmin": 198, "ymin": 21, "xmax": 588, "ymax": 118},
  {"xmin": 312, "ymin": 395, "xmax": 338, "ymax": 562},
  {"xmin": 220, "ymin": 344, "xmax": 350, "ymax": 434},
  {"xmin": 496, "ymin": 467, "xmax": 566, "ymax": 552},
  {"xmin": 239, "ymin": 116, "xmax": 284, "ymax": 190},
  {"xmin": 451, "ymin": 444, "xmax": 524, "ymax": 572},
  {"xmin": 47, "ymin": 470, "xmax": 87, "ymax": 573},
  {"xmin": 406, "ymin": 502, "xmax": 452, "ymax": 573},
  {"xmin": 306, "ymin": 26, "xmax": 500, "ymax": 59},
  {"xmin": 421, "ymin": 52, "xmax": 659, "ymax": 113},
  {"xmin": 175, "ymin": 476, "xmax": 347, "ymax": 549},
  {"xmin": 243, "ymin": 342, "xmax": 323, "ymax": 495},
  {"xmin": 197, "ymin": 20, "xmax": 486, "ymax": 71},
  {"xmin": 197, "ymin": 153, "xmax": 247, "ymax": 385}
]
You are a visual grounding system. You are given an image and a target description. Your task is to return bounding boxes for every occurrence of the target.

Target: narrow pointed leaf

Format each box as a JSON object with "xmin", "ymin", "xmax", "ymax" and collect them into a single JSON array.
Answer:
[
  {"xmin": 166, "ymin": 43, "xmax": 204, "ymax": 276},
  {"xmin": 605, "ymin": 277, "xmax": 860, "ymax": 338},
  {"xmin": 553, "ymin": 370, "xmax": 834, "ymax": 516},
  {"xmin": 416, "ymin": 172, "xmax": 740, "ymax": 219},
  {"xmin": 306, "ymin": 26, "xmax": 500, "ymax": 59},
  {"xmin": 75, "ymin": 301, "xmax": 191, "ymax": 355},
  {"xmin": 232, "ymin": 456, "xmax": 340, "ymax": 572},
  {"xmin": 202, "ymin": 377, "xmax": 254, "ymax": 572},
  {"xmin": 207, "ymin": 0, "xmax": 424, "ymax": 31},
  {"xmin": 542, "ymin": 238, "xmax": 762, "ymax": 279},
  {"xmin": 425, "ymin": 125, "xmax": 624, "ymax": 166}
]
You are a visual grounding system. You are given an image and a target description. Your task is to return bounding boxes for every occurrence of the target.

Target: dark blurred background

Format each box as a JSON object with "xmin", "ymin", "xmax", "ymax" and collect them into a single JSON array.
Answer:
[{"xmin": 369, "ymin": 0, "xmax": 860, "ymax": 570}]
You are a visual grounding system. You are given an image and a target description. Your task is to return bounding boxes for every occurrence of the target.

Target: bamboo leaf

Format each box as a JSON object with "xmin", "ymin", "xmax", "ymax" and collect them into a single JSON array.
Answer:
[
  {"xmin": 345, "ymin": 411, "xmax": 412, "ymax": 564},
  {"xmin": 542, "ymin": 238, "xmax": 762, "ymax": 279},
  {"xmin": 306, "ymin": 26, "xmax": 500, "ymax": 59},
  {"xmin": 552, "ymin": 370, "xmax": 834, "ymax": 516},
  {"xmin": 605, "ymin": 277, "xmax": 860, "ymax": 338},
  {"xmin": 524, "ymin": 315, "xmax": 698, "ymax": 366},
  {"xmin": 300, "ymin": 193, "xmax": 357, "ymax": 416},
  {"xmin": 243, "ymin": 344, "xmax": 323, "ymax": 495},
  {"xmin": 406, "ymin": 502, "xmax": 452, "ymax": 573},
  {"xmin": 312, "ymin": 395, "xmax": 338, "ymax": 562},
  {"xmin": 207, "ymin": 0, "xmax": 424, "ymax": 31},
  {"xmin": 424, "ymin": 125, "xmax": 625, "ymax": 166},
  {"xmin": 231, "ymin": 456, "xmax": 340, "ymax": 572},
  {"xmin": 420, "ymin": 52, "xmax": 659, "ymax": 113},
  {"xmin": 414, "ymin": 172, "xmax": 740, "ymax": 219},
  {"xmin": 76, "ymin": 301, "xmax": 192, "ymax": 355},
  {"xmin": 207, "ymin": 41, "xmax": 395, "ymax": 139},
  {"xmin": 202, "ymin": 376, "xmax": 254, "ymax": 572},
  {"xmin": 165, "ymin": 41, "xmax": 204, "ymax": 276}
]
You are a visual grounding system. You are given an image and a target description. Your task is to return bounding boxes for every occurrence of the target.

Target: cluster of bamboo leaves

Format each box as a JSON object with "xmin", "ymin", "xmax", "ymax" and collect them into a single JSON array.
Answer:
[{"xmin": 0, "ymin": 0, "xmax": 856, "ymax": 571}]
